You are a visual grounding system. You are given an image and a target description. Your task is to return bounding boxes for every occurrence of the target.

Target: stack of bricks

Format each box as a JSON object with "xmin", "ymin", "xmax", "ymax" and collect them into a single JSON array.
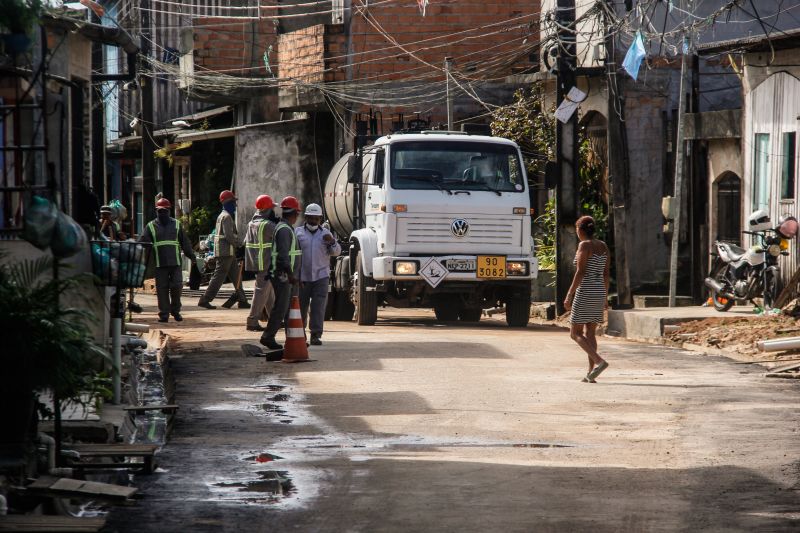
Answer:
[
  {"xmin": 278, "ymin": 24, "xmax": 346, "ymax": 86},
  {"xmin": 192, "ymin": 17, "xmax": 278, "ymax": 77}
]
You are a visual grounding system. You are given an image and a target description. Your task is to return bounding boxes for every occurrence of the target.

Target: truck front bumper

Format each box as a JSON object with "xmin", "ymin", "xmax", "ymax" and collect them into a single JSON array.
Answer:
[{"xmin": 372, "ymin": 255, "xmax": 538, "ymax": 282}]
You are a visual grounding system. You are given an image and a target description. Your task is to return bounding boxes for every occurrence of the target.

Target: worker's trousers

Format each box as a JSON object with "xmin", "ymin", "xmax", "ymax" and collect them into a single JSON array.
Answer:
[
  {"xmin": 200, "ymin": 255, "xmax": 247, "ymax": 305},
  {"xmin": 154, "ymin": 265, "xmax": 182, "ymax": 318},
  {"xmin": 300, "ymin": 278, "xmax": 329, "ymax": 337},
  {"xmin": 247, "ymin": 271, "xmax": 275, "ymax": 327},
  {"xmin": 261, "ymin": 279, "xmax": 292, "ymax": 341}
]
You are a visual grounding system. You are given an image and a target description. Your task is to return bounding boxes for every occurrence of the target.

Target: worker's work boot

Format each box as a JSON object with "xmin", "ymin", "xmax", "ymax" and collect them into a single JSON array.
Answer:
[
  {"xmin": 247, "ymin": 322, "xmax": 264, "ymax": 332},
  {"xmin": 310, "ymin": 335, "xmax": 322, "ymax": 346},
  {"xmin": 198, "ymin": 300, "xmax": 216, "ymax": 310},
  {"xmin": 172, "ymin": 313, "xmax": 183, "ymax": 322},
  {"xmin": 238, "ymin": 301, "xmax": 251, "ymax": 309},
  {"xmin": 221, "ymin": 297, "xmax": 236, "ymax": 309},
  {"xmin": 260, "ymin": 336, "xmax": 282, "ymax": 350},
  {"xmin": 158, "ymin": 314, "xmax": 169, "ymax": 323}
]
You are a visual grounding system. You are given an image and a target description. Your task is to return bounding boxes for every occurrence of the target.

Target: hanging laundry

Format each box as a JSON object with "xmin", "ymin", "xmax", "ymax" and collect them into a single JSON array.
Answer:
[
  {"xmin": 417, "ymin": 0, "xmax": 429, "ymax": 16},
  {"xmin": 622, "ymin": 32, "xmax": 646, "ymax": 81}
]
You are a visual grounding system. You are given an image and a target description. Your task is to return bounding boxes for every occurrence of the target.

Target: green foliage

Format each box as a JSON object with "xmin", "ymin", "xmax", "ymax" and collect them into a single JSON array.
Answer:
[
  {"xmin": 491, "ymin": 86, "xmax": 555, "ymax": 184},
  {"xmin": 0, "ymin": 0, "xmax": 42, "ymax": 34},
  {"xmin": 0, "ymin": 255, "xmax": 109, "ymax": 405},
  {"xmin": 491, "ymin": 84, "xmax": 609, "ymax": 270},
  {"xmin": 181, "ymin": 206, "xmax": 214, "ymax": 245}
]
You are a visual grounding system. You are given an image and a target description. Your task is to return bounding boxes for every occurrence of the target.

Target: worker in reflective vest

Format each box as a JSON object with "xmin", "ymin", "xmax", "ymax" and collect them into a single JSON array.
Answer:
[
  {"xmin": 198, "ymin": 189, "xmax": 249, "ymax": 310},
  {"xmin": 138, "ymin": 198, "xmax": 195, "ymax": 322},
  {"xmin": 260, "ymin": 196, "xmax": 303, "ymax": 350},
  {"xmin": 244, "ymin": 194, "xmax": 278, "ymax": 332}
]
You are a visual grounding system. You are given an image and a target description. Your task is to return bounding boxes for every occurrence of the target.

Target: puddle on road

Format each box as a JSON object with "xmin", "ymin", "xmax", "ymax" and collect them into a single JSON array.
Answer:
[
  {"xmin": 211, "ymin": 471, "xmax": 296, "ymax": 504},
  {"xmin": 269, "ymin": 394, "xmax": 290, "ymax": 402},
  {"xmin": 261, "ymin": 403, "xmax": 287, "ymax": 415}
]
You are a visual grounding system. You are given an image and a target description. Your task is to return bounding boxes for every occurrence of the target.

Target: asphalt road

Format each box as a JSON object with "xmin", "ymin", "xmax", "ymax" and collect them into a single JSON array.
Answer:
[{"xmin": 104, "ymin": 294, "xmax": 800, "ymax": 532}]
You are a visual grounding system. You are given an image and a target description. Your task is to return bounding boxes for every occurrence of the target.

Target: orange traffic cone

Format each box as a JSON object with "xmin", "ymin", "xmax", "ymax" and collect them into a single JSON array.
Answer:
[{"xmin": 282, "ymin": 295, "xmax": 311, "ymax": 363}]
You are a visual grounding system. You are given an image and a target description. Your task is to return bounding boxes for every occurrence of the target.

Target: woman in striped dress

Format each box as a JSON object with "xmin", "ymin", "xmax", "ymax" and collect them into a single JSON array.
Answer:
[{"xmin": 564, "ymin": 216, "xmax": 611, "ymax": 382}]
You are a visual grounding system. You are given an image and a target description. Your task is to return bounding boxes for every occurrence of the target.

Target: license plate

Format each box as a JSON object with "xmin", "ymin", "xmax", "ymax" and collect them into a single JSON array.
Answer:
[
  {"xmin": 445, "ymin": 259, "xmax": 475, "ymax": 272},
  {"xmin": 476, "ymin": 256, "xmax": 506, "ymax": 278}
]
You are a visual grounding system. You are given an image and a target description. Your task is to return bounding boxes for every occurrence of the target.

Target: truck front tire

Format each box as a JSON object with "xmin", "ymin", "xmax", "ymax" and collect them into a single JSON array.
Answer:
[
  {"xmin": 506, "ymin": 285, "xmax": 531, "ymax": 327},
  {"xmin": 354, "ymin": 251, "xmax": 378, "ymax": 325}
]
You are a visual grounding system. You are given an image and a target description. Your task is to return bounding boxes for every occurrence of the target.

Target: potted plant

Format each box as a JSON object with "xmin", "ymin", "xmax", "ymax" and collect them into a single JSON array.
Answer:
[
  {"xmin": 0, "ymin": 0, "xmax": 43, "ymax": 54},
  {"xmin": 0, "ymin": 255, "xmax": 109, "ymax": 457}
]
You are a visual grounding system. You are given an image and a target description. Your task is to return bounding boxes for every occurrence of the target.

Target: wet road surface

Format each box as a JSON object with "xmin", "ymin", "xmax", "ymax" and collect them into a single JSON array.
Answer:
[{"xmin": 104, "ymin": 297, "xmax": 800, "ymax": 532}]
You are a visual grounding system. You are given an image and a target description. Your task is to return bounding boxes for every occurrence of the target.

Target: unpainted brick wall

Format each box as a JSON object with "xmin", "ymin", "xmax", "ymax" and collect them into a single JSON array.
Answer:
[
  {"xmin": 192, "ymin": 16, "xmax": 278, "ymax": 76},
  {"xmin": 278, "ymin": 1, "xmax": 538, "ymax": 124}
]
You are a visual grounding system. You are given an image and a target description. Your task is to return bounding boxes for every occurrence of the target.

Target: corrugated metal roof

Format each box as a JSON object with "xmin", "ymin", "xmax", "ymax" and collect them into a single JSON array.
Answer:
[{"xmin": 698, "ymin": 27, "xmax": 800, "ymax": 54}]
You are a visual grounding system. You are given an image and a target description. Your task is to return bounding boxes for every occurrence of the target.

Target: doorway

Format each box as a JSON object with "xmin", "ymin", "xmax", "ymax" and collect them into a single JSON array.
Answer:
[{"xmin": 716, "ymin": 172, "xmax": 741, "ymax": 244}]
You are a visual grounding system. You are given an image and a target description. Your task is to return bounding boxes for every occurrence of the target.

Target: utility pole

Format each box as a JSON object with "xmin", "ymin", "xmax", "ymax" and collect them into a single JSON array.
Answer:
[
  {"xmin": 668, "ymin": 33, "xmax": 691, "ymax": 307},
  {"xmin": 140, "ymin": 0, "xmax": 156, "ymax": 226},
  {"xmin": 554, "ymin": 0, "xmax": 580, "ymax": 316},
  {"xmin": 444, "ymin": 57, "xmax": 454, "ymax": 130},
  {"xmin": 604, "ymin": 0, "xmax": 632, "ymax": 308}
]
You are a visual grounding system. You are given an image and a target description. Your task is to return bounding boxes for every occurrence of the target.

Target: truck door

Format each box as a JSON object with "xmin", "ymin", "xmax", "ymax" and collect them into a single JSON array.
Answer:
[{"xmin": 365, "ymin": 148, "xmax": 386, "ymax": 239}]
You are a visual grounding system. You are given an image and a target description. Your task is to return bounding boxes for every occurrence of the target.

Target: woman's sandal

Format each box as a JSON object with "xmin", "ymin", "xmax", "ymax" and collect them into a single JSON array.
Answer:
[{"xmin": 588, "ymin": 361, "xmax": 609, "ymax": 380}]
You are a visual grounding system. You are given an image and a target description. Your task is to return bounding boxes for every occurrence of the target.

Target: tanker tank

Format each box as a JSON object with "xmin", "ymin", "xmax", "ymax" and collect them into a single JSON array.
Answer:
[{"xmin": 323, "ymin": 152, "xmax": 374, "ymax": 237}]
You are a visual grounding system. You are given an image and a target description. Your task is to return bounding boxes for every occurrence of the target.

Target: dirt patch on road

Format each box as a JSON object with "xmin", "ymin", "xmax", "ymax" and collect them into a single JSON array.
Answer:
[{"xmin": 665, "ymin": 314, "xmax": 800, "ymax": 358}]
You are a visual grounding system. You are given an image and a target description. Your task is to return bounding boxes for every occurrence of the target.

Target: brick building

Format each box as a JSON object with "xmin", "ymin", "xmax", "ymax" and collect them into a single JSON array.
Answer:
[{"xmin": 167, "ymin": 0, "xmax": 540, "ymax": 231}]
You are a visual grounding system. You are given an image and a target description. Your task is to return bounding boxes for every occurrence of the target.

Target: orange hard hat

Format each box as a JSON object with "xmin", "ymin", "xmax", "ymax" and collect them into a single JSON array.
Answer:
[
  {"xmin": 155, "ymin": 198, "xmax": 171, "ymax": 209},
  {"xmin": 219, "ymin": 190, "xmax": 237, "ymax": 204},
  {"xmin": 255, "ymin": 194, "xmax": 275, "ymax": 210},
  {"xmin": 280, "ymin": 195, "xmax": 301, "ymax": 212}
]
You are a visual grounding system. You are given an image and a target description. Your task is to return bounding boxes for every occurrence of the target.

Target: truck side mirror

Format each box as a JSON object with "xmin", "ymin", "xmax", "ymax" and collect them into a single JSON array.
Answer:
[{"xmin": 347, "ymin": 155, "xmax": 359, "ymax": 183}]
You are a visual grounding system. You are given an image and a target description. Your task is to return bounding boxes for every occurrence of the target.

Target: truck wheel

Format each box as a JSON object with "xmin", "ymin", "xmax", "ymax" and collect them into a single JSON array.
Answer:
[
  {"xmin": 354, "ymin": 251, "xmax": 377, "ymax": 325},
  {"xmin": 333, "ymin": 289, "xmax": 355, "ymax": 321},
  {"xmin": 458, "ymin": 306, "xmax": 482, "ymax": 322},
  {"xmin": 506, "ymin": 285, "xmax": 531, "ymax": 327},
  {"xmin": 433, "ymin": 295, "xmax": 459, "ymax": 321}
]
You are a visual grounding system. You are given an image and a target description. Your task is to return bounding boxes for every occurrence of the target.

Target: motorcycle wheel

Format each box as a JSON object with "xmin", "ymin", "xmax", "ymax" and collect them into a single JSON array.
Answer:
[
  {"xmin": 762, "ymin": 271, "xmax": 782, "ymax": 310},
  {"xmin": 709, "ymin": 262, "xmax": 734, "ymax": 312}
]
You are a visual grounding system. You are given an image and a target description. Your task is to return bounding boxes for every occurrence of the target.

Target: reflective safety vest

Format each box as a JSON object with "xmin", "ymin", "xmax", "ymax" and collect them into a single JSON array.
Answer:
[
  {"xmin": 147, "ymin": 219, "xmax": 182, "ymax": 268},
  {"xmin": 245, "ymin": 219, "xmax": 274, "ymax": 272},
  {"xmin": 271, "ymin": 222, "xmax": 302, "ymax": 274}
]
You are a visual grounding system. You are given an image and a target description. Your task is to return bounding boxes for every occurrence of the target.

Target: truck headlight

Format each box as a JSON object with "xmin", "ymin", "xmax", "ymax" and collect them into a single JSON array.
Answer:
[
  {"xmin": 506, "ymin": 261, "xmax": 528, "ymax": 276},
  {"xmin": 394, "ymin": 261, "xmax": 418, "ymax": 275}
]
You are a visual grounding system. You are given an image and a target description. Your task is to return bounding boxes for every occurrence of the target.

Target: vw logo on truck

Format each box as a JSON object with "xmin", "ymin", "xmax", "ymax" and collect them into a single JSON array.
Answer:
[{"xmin": 451, "ymin": 219, "xmax": 469, "ymax": 237}]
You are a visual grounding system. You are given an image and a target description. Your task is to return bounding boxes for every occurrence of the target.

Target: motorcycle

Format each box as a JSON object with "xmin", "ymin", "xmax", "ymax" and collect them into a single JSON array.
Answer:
[{"xmin": 704, "ymin": 210, "xmax": 798, "ymax": 311}]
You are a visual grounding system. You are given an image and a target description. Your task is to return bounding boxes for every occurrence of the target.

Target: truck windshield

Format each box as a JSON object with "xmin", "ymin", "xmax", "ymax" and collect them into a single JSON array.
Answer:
[{"xmin": 390, "ymin": 141, "xmax": 525, "ymax": 193}]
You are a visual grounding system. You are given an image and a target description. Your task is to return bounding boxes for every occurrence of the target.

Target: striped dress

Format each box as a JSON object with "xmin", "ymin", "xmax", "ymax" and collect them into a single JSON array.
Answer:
[{"xmin": 570, "ymin": 252, "xmax": 607, "ymax": 324}]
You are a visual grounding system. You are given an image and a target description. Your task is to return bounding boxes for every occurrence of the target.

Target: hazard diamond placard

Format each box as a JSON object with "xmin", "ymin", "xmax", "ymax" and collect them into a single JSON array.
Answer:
[{"xmin": 419, "ymin": 258, "xmax": 448, "ymax": 288}]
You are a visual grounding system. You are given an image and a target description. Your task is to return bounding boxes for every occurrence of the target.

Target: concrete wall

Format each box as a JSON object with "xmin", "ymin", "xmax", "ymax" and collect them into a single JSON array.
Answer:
[{"xmin": 234, "ymin": 119, "xmax": 319, "ymax": 233}]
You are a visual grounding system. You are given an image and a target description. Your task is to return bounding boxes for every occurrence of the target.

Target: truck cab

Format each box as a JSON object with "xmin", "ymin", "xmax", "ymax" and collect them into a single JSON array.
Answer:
[{"xmin": 325, "ymin": 132, "xmax": 537, "ymax": 327}]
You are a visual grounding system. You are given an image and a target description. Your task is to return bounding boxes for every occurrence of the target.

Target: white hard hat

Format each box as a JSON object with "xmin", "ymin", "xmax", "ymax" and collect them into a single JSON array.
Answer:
[{"xmin": 305, "ymin": 203, "xmax": 323, "ymax": 216}]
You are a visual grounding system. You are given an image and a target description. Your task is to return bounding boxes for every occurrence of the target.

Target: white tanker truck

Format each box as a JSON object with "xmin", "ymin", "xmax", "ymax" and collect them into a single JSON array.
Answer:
[{"xmin": 323, "ymin": 131, "xmax": 538, "ymax": 327}]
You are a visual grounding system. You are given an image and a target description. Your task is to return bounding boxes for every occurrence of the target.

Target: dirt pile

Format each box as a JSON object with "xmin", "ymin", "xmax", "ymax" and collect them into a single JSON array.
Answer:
[{"xmin": 665, "ymin": 314, "xmax": 800, "ymax": 357}]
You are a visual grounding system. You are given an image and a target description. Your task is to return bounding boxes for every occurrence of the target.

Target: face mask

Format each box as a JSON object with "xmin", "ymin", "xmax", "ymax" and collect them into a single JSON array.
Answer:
[
  {"xmin": 157, "ymin": 210, "xmax": 170, "ymax": 225},
  {"xmin": 223, "ymin": 202, "xmax": 236, "ymax": 215},
  {"xmin": 305, "ymin": 224, "xmax": 319, "ymax": 232}
]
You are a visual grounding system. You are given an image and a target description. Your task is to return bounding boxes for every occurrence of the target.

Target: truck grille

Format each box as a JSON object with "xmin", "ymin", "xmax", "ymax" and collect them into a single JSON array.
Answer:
[{"xmin": 398, "ymin": 217, "xmax": 518, "ymax": 246}]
